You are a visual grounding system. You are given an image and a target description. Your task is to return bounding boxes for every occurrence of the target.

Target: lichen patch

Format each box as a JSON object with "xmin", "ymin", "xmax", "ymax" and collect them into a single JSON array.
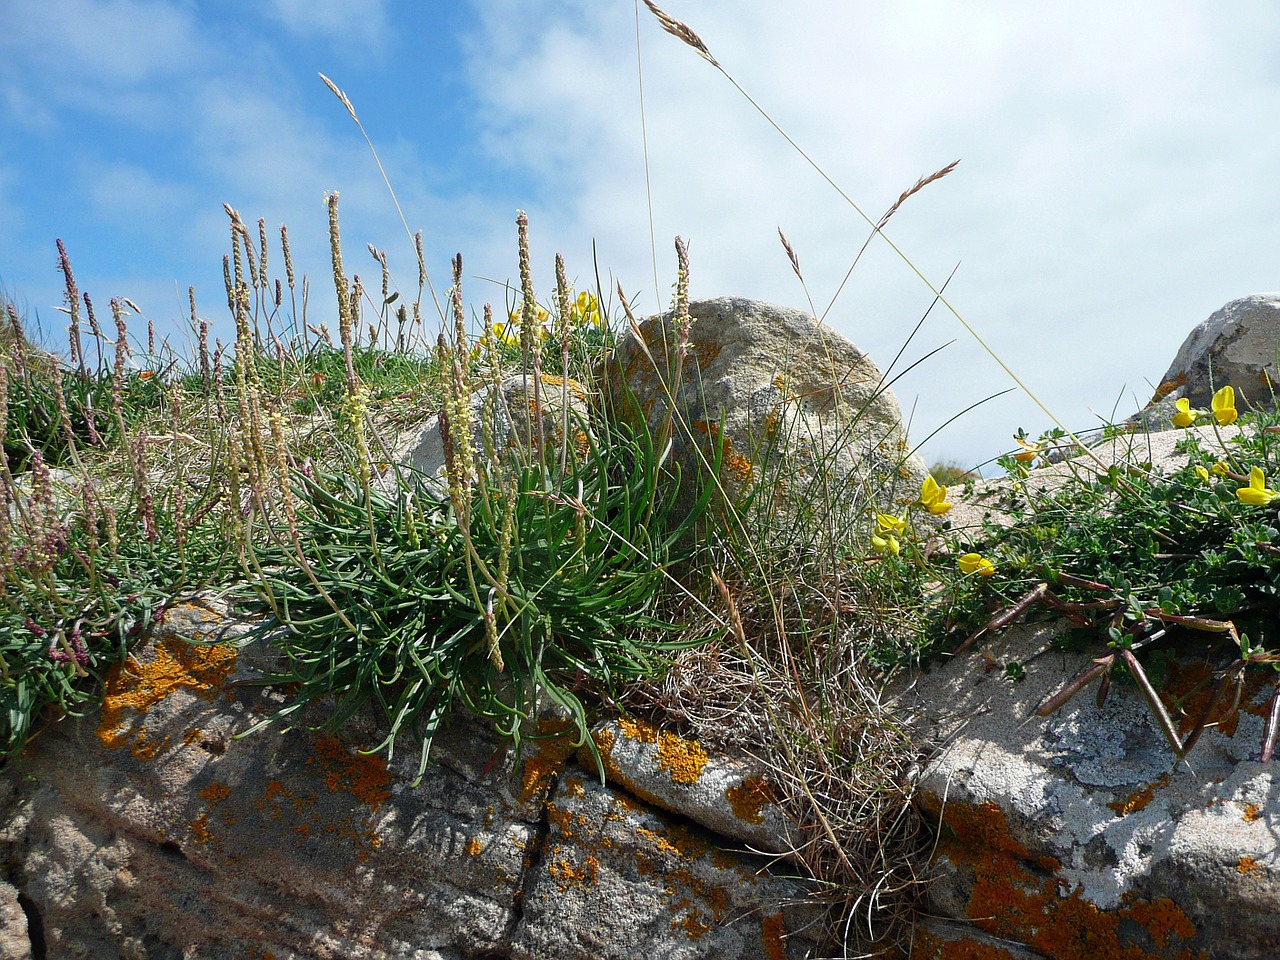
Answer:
[{"xmin": 96, "ymin": 638, "xmax": 238, "ymax": 757}]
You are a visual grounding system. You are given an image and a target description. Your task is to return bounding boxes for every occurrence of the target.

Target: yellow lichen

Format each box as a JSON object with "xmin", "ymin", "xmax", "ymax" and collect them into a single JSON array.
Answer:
[
  {"xmin": 548, "ymin": 853, "xmax": 599, "ymax": 891},
  {"xmin": 466, "ymin": 837, "xmax": 483, "ymax": 857},
  {"xmin": 519, "ymin": 718, "xmax": 578, "ymax": 803},
  {"xmin": 726, "ymin": 775, "xmax": 775, "ymax": 824},
  {"xmin": 656, "ymin": 731, "xmax": 709, "ymax": 785},
  {"xmin": 1237, "ymin": 856, "xmax": 1262, "ymax": 874},
  {"xmin": 618, "ymin": 717, "xmax": 660, "ymax": 744},
  {"xmin": 1243, "ymin": 803, "xmax": 1262, "ymax": 823}
]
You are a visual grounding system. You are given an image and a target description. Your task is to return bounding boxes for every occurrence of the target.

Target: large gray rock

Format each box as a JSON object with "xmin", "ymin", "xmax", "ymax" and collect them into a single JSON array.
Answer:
[
  {"xmin": 0, "ymin": 595, "xmax": 823, "ymax": 959},
  {"xmin": 608, "ymin": 298, "xmax": 928, "ymax": 547},
  {"xmin": 1145, "ymin": 293, "xmax": 1280, "ymax": 419},
  {"xmin": 376, "ymin": 373, "xmax": 591, "ymax": 499}
]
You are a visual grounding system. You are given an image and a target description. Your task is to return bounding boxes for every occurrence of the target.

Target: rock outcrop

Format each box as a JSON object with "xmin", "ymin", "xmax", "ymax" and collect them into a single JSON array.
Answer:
[
  {"xmin": 909, "ymin": 427, "xmax": 1280, "ymax": 960},
  {"xmin": 1141, "ymin": 294, "xmax": 1280, "ymax": 428},
  {"xmin": 377, "ymin": 373, "xmax": 591, "ymax": 499},
  {"xmin": 0, "ymin": 598, "xmax": 823, "ymax": 960},
  {"xmin": 608, "ymin": 297, "xmax": 927, "ymax": 542}
]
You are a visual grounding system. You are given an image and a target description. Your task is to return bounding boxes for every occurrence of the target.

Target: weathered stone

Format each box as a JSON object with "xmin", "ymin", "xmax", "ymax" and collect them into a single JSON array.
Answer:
[
  {"xmin": 1145, "ymin": 293, "xmax": 1280, "ymax": 420},
  {"xmin": 376, "ymin": 373, "xmax": 591, "ymax": 499},
  {"xmin": 608, "ymin": 297, "xmax": 927, "ymax": 541},
  {"xmin": 908, "ymin": 426, "xmax": 1280, "ymax": 959},
  {"xmin": 591, "ymin": 718, "xmax": 794, "ymax": 854},
  {"xmin": 0, "ymin": 595, "xmax": 826, "ymax": 959},
  {"xmin": 0, "ymin": 880, "xmax": 31, "ymax": 960},
  {"xmin": 904, "ymin": 620, "xmax": 1280, "ymax": 960},
  {"xmin": 511, "ymin": 771, "xmax": 821, "ymax": 960}
]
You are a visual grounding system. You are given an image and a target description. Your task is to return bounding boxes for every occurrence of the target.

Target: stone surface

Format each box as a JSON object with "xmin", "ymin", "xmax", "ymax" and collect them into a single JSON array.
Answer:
[
  {"xmin": 0, "ymin": 595, "xmax": 822, "ymax": 959},
  {"xmin": 608, "ymin": 297, "xmax": 928, "ymax": 542},
  {"xmin": 512, "ymin": 772, "xmax": 819, "ymax": 960},
  {"xmin": 376, "ymin": 373, "xmax": 590, "ymax": 499},
  {"xmin": 907, "ymin": 428, "xmax": 1280, "ymax": 959},
  {"xmin": 1144, "ymin": 293, "xmax": 1280, "ymax": 421},
  {"xmin": 591, "ymin": 718, "xmax": 794, "ymax": 855},
  {"xmin": 0, "ymin": 880, "xmax": 31, "ymax": 960}
]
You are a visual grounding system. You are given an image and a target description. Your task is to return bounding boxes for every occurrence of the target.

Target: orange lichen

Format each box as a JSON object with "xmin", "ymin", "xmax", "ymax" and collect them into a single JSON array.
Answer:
[
  {"xmin": 1149, "ymin": 372, "xmax": 1189, "ymax": 405},
  {"xmin": 1159, "ymin": 661, "xmax": 1271, "ymax": 739},
  {"xmin": 1243, "ymin": 803, "xmax": 1262, "ymax": 823},
  {"xmin": 306, "ymin": 733, "xmax": 393, "ymax": 809},
  {"xmin": 674, "ymin": 912, "xmax": 713, "ymax": 940},
  {"xmin": 923, "ymin": 796, "xmax": 1205, "ymax": 960},
  {"xmin": 693, "ymin": 419, "xmax": 755, "ymax": 486},
  {"xmin": 726, "ymin": 776, "xmax": 775, "ymax": 824},
  {"xmin": 911, "ymin": 928, "xmax": 1027, "ymax": 960},
  {"xmin": 199, "ymin": 781, "xmax": 232, "ymax": 806},
  {"xmin": 466, "ymin": 837, "xmax": 483, "ymax": 857},
  {"xmin": 760, "ymin": 912, "xmax": 788, "ymax": 960},
  {"xmin": 548, "ymin": 853, "xmax": 599, "ymax": 891},
  {"xmin": 519, "ymin": 718, "xmax": 579, "ymax": 803},
  {"xmin": 189, "ymin": 813, "xmax": 213, "ymax": 845},
  {"xmin": 1236, "ymin": 856, "xmax": 1262, "ymax": 875},
  {"xmin": 96, "ymin": 638, "xmax": 238, "ymax": 755},
  {"xmin": 691, "ymin": 339, "xmax": 721, "ymax": 371},
  {"xmin": 1108, "ymin": 775, "xmax": 1170, "ymax": 816}
]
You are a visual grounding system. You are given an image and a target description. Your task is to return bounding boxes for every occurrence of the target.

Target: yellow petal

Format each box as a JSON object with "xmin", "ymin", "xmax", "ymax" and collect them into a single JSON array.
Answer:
[
  {"xmin": 959, "ymin": 553, "xmax": 994, "ymax": 576},
  {"xmin": 871, "ymin": 533, "xmax": 900, "ymax": 555},
  {"xmin": 875, "ymin": 512, "xmax": 906, "ymax": 534},
  {"xmin": 1195, "ymin": 465, "xmax": 1210, "ymax": 483},
  {"xmin": 927, "ymin": 500, "xmax": 953, "ymax": 516},
  {"xmin": 1212, "ymin": 385, "xmax": 1238, "ymax": 425},
  {"xmin": 1237, "ymin": 467, "xmax": 1278, "ymax": 505}
]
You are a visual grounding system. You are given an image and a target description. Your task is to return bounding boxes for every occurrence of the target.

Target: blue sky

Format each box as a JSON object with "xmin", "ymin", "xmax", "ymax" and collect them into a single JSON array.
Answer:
[{"xmin": 4, "ymin": 1, "xmax": 1280, "ymax": 470}]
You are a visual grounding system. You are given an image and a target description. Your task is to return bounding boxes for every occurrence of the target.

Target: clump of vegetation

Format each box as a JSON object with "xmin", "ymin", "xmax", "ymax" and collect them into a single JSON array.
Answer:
[{"xmin": 913, "ymin": 403, "xmax": 1280, "ymax": 762}]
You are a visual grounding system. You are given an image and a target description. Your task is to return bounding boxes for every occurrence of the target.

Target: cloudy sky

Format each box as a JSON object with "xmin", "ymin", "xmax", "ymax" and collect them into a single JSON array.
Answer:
[{"xmin": 3, "ymin": 1, "xmax": 1279, "ymax": 470}]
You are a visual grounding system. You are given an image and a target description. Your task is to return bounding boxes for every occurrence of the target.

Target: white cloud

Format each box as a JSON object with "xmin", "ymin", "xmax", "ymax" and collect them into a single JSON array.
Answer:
[
  {"xmin": 456, "ymin": 0, "xmax": 1280, "ymax": 466},
  {"xmin": 0, "ymin": 0, "xmax": 198, "ymax": 88},
  {"xmin": 263, "ymin": 0, "xmax": 388, "ymax": 49}
]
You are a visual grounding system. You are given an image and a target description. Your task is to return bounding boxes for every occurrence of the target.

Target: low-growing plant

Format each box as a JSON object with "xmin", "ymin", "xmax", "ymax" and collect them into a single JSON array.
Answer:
[{"xmin": 923, "ymin": 401, "xmax": 1280, "ymax": 762}]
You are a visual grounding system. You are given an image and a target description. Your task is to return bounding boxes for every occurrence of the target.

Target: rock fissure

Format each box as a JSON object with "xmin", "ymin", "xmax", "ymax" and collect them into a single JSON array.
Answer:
[{"xmin": 14, "ymin": 889, "xmax": 43, "ymax": 960}]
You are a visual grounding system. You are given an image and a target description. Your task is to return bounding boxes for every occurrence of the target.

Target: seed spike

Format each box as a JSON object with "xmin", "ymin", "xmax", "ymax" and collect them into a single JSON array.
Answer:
[{"xmin": 642, "ymin": 0, "xmax": 718, "ymax": 66}]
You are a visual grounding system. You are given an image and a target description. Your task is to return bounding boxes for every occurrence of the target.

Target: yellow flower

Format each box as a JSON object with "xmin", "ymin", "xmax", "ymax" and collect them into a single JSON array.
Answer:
[
  {"xmin": 1195, "ymin": 465, "xmax": 1210, "ymax": 483},
  {"xmin": 1212, "ymin": 385, "xmax": 1238, "ymax": 426},
  {"xmin": 1237, "ymin": 466, "xmax": 1279, "ymax": 506},
  {"xmin": 1013, "ymin": 435, "xmax": 1042, "ymax": 463},
  {"xmin": 875, "ymin": 512, "xmax": 907, "ymax": 535},
  {"xmin": 492, "ymin": 321, "xmax": 519, "ymax": 345},
  {"xmin": 919, "ymin": 475, "xmax": 952, "ymax": 515},
  {"xmin": 1171, "ymin": 397, "xmax": 1201, "ymax": 428},
  {"xmin": 959, "ymin": 552, "xmax": 995, "ymax": 577},
  {"xmin": 871, "ymin": 532, "xmax": 900, "ymax": 556},
  {"xmin": 1211, "ymin": 460, "xmax": 1230, "ymax": 475},
  {"xmin": 575, "ymin": 291, "xmax": 602, "ymax": 327}
]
